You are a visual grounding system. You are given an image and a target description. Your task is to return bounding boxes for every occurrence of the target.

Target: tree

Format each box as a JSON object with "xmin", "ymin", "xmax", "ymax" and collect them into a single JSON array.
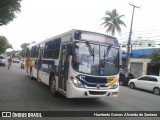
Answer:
[
  {"xmin": 10, "ymin": 50, "xmax": 20, "ymax": 58},
  {"xmin": 20, "ymin": 43, "xmax": 30, "ymax": 57},
  {"xmin": 0, "ymin": 36, "xmax": 12, "ymax": 54},
  {"xmin": 149, "ymin": 49, "xmax": 160, "ymax": 63},
  {"xmin": 101, "ymin": 9, "xmax": 126, "ymax": 36},
  {"xmin": 21, "ymin": 43, "xmax": 30, "ymax": 50},
  {"xmin": 0, "ymin": 0, "xmax": 22, "ymax": 26}
]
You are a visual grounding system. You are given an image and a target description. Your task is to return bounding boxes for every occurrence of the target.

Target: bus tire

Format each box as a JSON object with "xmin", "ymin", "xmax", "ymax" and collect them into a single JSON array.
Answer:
[
  {"xmin": 50, "ymin": 76, "xmax": 58, "ymax": 97},
  {"xmin": 30, "ymin": 77, "xmax": 34, "ymax": 80}
]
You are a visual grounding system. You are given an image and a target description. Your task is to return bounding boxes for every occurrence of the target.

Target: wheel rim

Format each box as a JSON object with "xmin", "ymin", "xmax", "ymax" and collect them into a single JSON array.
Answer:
[
  {"xmin": 130, "ymin": 83, "xmax": 134, "ymax": 88},
  {"xmin": 154, "ymin": 88, "xmax": 160, "ymax": 95}
]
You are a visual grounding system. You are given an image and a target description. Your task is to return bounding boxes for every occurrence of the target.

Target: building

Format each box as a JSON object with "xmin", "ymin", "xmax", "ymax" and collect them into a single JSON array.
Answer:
[
  {"xmin": 122, "ymin": 47, "xmax": 160, "ymax": 77},
  {"xmin": 128, "ymin": 58, "xmax": 151, "ymax": 78},
  {"xmin": 131, "ymin": 48, "xmax": 160, "ymax": 58}
]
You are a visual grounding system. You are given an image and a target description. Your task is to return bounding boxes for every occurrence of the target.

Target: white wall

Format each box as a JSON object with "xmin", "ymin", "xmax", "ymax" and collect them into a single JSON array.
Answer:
[{"xmin": 128, "ymin": 58, "xmax": 151, "ymax": 77}]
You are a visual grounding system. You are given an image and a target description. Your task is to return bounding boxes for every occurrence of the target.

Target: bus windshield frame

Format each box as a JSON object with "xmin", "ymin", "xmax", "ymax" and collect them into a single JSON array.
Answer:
[
  {"xmin": 72, "ymin": 42, "xmax": 119, "ymax": 76},
  {"xmin": 72, "ymin": 30, "xmax": 120, "ymax": 76}
]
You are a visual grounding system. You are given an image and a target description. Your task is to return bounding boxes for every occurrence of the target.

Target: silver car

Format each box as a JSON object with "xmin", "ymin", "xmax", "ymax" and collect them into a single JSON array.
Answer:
[
  {"xmin": 13, "ymin": 58, "xmax": 20, "ymax": 63},
  {"xmin": 129, "ymin": 75, "xmax": 160, "ymax": 95},
  {"xmin": 0, "ymin": 56, "xmax": 6, "ymax": 67}
]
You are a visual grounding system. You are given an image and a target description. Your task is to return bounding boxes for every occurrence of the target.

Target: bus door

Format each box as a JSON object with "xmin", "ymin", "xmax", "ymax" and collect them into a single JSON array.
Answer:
[
  {"xmin": 25, "ymin": 48, "xmax": 30, "ymax": 73},
  {"xmin": 37, "ymin": 48, "xmax": 43, "ymax": 80},
  {"xmin": 59, "ymin": 43, "xmax": 69, "ymax": 92}
]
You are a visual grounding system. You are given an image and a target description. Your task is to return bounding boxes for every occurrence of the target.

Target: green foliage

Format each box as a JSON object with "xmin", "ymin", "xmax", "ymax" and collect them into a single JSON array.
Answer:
[
  {"xmin": 101, "ymin": 9, "xmax": 126, "ymax": 36},
  {"xmin": 20, "ymin": 43, "xmax": 30, "ymax": 57},
  {"xmin": 0, "ymin": 0, "xmax": 22, "ymax": 26},
  {"xmin": 149, "ymin": 49, "xmax": 160, "ymax": 63},
  {"xmin": 20, "ymin": 49, "xmax": 25, "ymax": 57},
  {"xmin": 11, "ymin": 50, "xmax": 20, "ymax": 57},
  {"xmin": 0, "ymin": 36, "xmax": 12, "ymax": 54},
  {"xmin": 21, "ymin": 43, "xmax": 30, "ymax": 50}
]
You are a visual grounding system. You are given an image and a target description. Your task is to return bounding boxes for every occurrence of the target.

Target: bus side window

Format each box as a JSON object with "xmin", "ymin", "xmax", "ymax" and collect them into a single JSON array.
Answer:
[
  {"xmin": 26, "ymin": 48, "xmax": 29, "ymax": 57},
  {"xmin": 44, "ymin": 41, "xmax": 52, "ymax": 58},
  {"xmin": 31, "ymin": 46, "xmax": 39, "ymax": 58},
  {"xmin": 52, "ymin": 38, "xmax": 61, "ymax": 59}
]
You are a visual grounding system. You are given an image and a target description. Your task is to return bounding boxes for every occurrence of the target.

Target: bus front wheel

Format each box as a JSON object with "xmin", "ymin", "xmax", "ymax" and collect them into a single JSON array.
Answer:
[{"xmin": 50, "ymin": 76, "xmax": 58, "ymax": 97}]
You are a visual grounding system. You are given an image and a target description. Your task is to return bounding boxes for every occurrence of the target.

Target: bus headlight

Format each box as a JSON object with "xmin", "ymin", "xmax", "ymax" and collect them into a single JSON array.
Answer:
[
  {"xmin": 70, "ymin": 77, "xmax": 84, "ymax": 88},
  {"xmin": 107, "ymin": 78, "xmax": 119, "ymax": 89},
  {"xmin": 110, "ymin": 82, "xmax": 119, "ymax": 89}
]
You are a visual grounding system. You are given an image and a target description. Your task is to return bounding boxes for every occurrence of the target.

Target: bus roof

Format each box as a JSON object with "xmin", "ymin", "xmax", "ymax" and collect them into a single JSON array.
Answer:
[{"xmin": 27, "ymin": 29, "xmax": 119, "ymax": 48}]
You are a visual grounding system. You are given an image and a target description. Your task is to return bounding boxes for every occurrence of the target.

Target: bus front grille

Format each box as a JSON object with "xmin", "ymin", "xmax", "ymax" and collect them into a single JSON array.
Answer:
[
  {"xmin": 76, "ymin": 75, "xmax": 108, "ymax": 87},
  {"xmin": 89, "ymin": 91, "xmax": 106, "ymax": 95}
]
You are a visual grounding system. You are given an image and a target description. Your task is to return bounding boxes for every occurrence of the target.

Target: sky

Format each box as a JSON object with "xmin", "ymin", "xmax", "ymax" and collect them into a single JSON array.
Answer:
[{"xmin": 0, "ymin": 0, "xmax": 160, "ymax": 51}]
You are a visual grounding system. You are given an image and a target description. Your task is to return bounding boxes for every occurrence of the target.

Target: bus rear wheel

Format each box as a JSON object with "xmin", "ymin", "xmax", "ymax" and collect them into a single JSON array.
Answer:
[{"xmin": 50, "ymin": 76, "xmax": 58, "ymax": 97}]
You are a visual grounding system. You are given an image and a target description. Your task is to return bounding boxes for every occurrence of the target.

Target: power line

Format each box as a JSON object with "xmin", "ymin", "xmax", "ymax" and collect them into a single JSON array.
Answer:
[
  {"xmin": 117, "ymin": 29, "xmax": 160, "ymax": 36},
  {"xmin": 132, "ymin": 29, "xmax": 160, "ymax": 33},
  {"xmin": 119, "ymin": 36, "xmax": 160, "ymax": 41},
  {"xmin": 118, "ymin": 31, "xmax": 160, "ymax": 37}
]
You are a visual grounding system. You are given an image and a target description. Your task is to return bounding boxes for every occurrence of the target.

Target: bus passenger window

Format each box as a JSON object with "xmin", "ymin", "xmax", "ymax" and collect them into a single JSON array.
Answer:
[
  {"xmin": 52, "ymin": 39, "xmax": 61, "ymax": 59},
  {"xmin": 44, "ymin": 41, "xmax": 52, "ymax": 59}
]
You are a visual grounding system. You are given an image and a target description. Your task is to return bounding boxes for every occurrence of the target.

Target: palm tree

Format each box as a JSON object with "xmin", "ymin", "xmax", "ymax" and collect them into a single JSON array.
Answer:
[{"xmin": 101, "ymin": 9, "xmax": 126, "ymax": 36}]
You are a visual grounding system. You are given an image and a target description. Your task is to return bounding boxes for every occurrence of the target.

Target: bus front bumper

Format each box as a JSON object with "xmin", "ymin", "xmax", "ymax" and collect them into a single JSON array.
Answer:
[{"xmin": 67, "ymin": 83, "xmax": 119, "ymax": 98}]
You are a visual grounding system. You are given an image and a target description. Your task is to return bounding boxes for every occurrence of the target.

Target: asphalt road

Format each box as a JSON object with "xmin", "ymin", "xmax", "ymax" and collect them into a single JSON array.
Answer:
[{"xmin": 0, "ymin": 63, "xmax": 160, "ymax": 120}]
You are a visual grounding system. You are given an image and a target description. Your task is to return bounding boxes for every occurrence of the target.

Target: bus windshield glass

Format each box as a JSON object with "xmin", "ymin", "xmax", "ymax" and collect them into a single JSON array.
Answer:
[{"xmin": 72, "ymin": 41, "xmax": 119, "ymax": 76}]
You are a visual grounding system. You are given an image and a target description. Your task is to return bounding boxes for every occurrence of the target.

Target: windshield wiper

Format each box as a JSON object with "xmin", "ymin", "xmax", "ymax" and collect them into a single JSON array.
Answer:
[
  {"xmin": 104, "ymin": 45, "xmax": 112, "ymax": 57},
  {"xmin": 103, "ymin": 45, "xmax": 112, "ymax": 64},
  {"xmin": 86, "ymin": 41, "xmax": 94, "ymax": 63}
]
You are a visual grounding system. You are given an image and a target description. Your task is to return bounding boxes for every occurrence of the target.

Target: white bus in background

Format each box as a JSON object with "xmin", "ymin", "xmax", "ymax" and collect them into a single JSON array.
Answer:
[{"xmin": 25, "ymin": 29, "xmax": 120, "ymax": 98}]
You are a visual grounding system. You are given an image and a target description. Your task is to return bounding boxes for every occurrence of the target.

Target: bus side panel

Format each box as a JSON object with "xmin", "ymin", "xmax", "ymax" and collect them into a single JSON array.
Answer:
[
  {"xmin": 40, "ymin": 71, "xmax": 50, "ymax": 85},
  {"xmin": 32, "ymin": 67, "xmax": 37, "ymax": 79}
]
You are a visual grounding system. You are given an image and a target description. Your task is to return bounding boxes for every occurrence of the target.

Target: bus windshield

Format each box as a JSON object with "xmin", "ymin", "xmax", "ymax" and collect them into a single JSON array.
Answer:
[{"xmin": 72, "ymin": 41, "xmax": 119, "ymax": 76}]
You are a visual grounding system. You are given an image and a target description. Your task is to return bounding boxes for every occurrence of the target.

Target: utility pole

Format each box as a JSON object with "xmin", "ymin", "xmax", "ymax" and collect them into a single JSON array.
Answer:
[{"xmin": 126, "ymin": 3, "xmax": 140, "ymax": 72}]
